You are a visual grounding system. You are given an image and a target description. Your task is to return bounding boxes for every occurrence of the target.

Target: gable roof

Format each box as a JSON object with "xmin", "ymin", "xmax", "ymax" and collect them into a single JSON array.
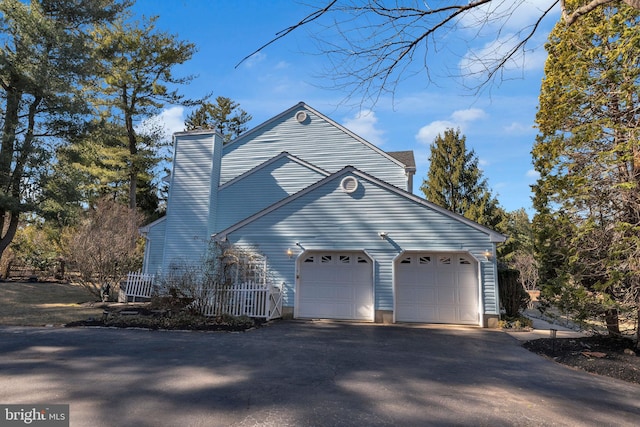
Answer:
[
  {"xmin": 139, "ymin": 215, "xmax": 166, "ymax": 234},
  {"xmin": 219, "ymin": 151, "xmax": 330, "ymax": 190},
  {"xmin": 214, "ymin": 165, "xmax": 507, "ymax": 243},
  {"xmin": 227, "ymin": 102, "xmax": 408, "ymax": 169},
  {"xmin": 387, "ymin": 151, "xmax": 416, "ymax": 171}
]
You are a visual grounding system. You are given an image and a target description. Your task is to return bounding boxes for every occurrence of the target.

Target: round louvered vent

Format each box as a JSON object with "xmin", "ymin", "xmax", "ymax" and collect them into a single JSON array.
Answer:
[
  {"xmin": 340, "ymin": 176, "xmax": 359, "ymax": 193},
  {"xmin": 295, "ymin": 110, "xmax": 308, "ymax": 123}
]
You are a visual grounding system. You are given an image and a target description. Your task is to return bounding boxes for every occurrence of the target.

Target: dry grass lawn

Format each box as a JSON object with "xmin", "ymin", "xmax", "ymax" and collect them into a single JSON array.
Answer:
[{"xmin": 0, "ymin": 281, "xmax": 105, "ymax": 326}]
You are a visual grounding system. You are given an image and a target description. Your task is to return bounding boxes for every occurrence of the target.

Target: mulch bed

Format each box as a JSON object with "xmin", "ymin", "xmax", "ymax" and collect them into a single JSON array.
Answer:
[
  {"xmin": 523, "ymin": 335, "xmax": 640, "ymax": 385},
  {"xmin": 65, "ymin": 306, "xmax": 264, "ymax": 332}
]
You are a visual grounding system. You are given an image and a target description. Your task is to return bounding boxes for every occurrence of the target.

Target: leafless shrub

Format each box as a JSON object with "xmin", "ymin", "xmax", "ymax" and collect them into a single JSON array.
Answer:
[
  {"xmin": 69, "ymin": 197, "xmax": 143, "ymax": 299},
  {"xmin": 155, "ymin": 240, "xmax": 269, "ymax": 313},
  {"xmin": 510, "ymin": 250, "xmax": 539, "ymax": 291}
]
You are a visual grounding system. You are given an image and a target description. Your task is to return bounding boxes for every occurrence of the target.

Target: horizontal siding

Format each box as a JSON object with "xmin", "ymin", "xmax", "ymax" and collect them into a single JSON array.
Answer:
[
  {"xmin": 215, "ymin": 157, "xmax": 326, "ymax": 232},
  {"xmin": 143, "ymin": 218, "xmax": 166, "ymax": 276},
  {"xmin": 163, "ymin": 133, "xmax": 220, "ymax": 269},
  {"xmin": 226, "ymin": 173, "xmax": 499, "ymax": 314},
  {"xmin": 221, "ymin": 110, "xmax": 407, "ymax": 189}
]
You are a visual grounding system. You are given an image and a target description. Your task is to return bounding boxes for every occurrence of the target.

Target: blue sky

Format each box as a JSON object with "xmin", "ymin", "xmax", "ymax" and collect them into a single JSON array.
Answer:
[{"xmin": 133, "ymin": 0, "xmax": 561, "ymax": 215}]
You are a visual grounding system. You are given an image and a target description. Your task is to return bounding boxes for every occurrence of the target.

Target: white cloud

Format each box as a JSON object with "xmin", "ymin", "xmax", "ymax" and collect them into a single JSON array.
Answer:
[
  {"xmin": 158, "ymin": 106, "xmax": 186, "ymax": 135},
  {"xmin": 342, "ymin": 110, "xmax": 386, "ymax": 146},
  {"xmin": 137, "ymin": 106, "xmax": 185, "ymax": 142},
  {"xmin": 457, "ymin": 1, "xmax": 557, "ymax": 79},
  {"xmin": 415, "ymin": 108, "xmax": 487, "ymax": 145},
  {"xmin": 451, "ymin": 108, "xmax": 487, "ymax": 122},
  {"xmin": 415, "ymin": 120, "xmax": 457, "ymax": 145},
  {"xmin": 460, "ymin": 0, "xmax": 560, "ymax": 33},
  {"xmin": 504, "ymin": 121, "xmax": 533, "ymax": 133},
  {"xmin": 243, "ymin": 52, "xmax": 267, "ymax": 68},
  {"xmin": 459, "ymin": 36, "xmax": 528, "ymax": 76},
  {"xmin": 526, "ymin": 169, "xmax": 540, "ymax": 180}
]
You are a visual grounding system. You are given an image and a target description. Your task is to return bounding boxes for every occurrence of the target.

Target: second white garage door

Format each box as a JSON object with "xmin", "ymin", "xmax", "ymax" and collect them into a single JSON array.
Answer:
[
  {"xmin": 296, "ymin": 251, "xmax": 374, "ymax": 321},
  {"xmin": 395, "ymin": 253, "xmax": 479, "ymax": 325}
]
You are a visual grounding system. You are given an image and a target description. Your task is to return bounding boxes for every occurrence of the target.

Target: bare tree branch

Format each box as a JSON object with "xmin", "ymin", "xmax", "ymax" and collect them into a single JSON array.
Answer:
[
  {"xmin": 478, "ymin": 1, "xmax": 560, "ymax": 91},
  {"xmin": 240, "ymin": 0, "xmax": 640, "ymax": 105},
  {"xmin": 235, "ymin": 0, "xmax": 338, "ymax": 68},
  {"xmin": 562, "ymin": 0, "xmax": 615, "ymax": 24}
]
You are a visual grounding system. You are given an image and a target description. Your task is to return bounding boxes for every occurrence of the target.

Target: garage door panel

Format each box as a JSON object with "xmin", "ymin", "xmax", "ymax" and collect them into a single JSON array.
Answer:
[
  {"xmin": 437, "ymin": 271, "xmax": 455, "ymax": 284},
  {"xmin": 334, "ymin": 286, "xmax": 353, "ymax": 300},
  {"xmin": 395, "ymin": 252, "xmax": 479, "ymax": 325},
  {"xmin": 396, "ymin": 284, "xmax": 436, "ymax": 303},
  {"xmin": 351, "ymin": 269, "xmax": 372, "ymax": 282},
  {"xmin": 459, "ymin": 307, "xmax": 478, "ymax": 323},
  {"xmin": 409, "ymin": 306, "xmax": 438, "ymax": 323},
  {"xmin": 436, "ymin": 287, "xmax": 456, "ymax": 305},
  {"xmin": 459, "ymin": 271, "xmax": 477, "ymax": 286},
  {"xmin": 437, "ymin": 306, "xmax": 457, "ymax": 321},
  {"xmin": 297, "ymin": 252, "xmax": 373, "ymax": 321}
]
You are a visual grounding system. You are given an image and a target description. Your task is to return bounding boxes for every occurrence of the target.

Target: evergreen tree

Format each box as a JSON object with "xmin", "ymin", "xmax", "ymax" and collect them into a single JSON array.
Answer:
[
  {"xmin": 185, "ymin": 96, "xmax": 252, "ymax": 143},
  {"xmin": 532, "ymin": 1, "xmax": 640, "ymax": 337},
  {"xmin": 42, "ymin": 118, "xmax": 164, "ymax": 222},
  {"xmin": 420, "ymin": 128, "xmax": 504, "ymax": 229},
  {"xmin": 0, "ymin": 0, "xmax": 129, "ymax": 261},
  {"xmin": 91, "ymin": 15, "xmax": 200, "ymax": 210}
]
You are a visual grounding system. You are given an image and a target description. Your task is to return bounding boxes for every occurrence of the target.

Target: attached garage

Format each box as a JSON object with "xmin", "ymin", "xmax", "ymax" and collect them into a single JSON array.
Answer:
[
  {"xmin": 395, "ymin": 252, "xmax": 479, "ymax": 325},
  {"xmin": 296, "ymin": 251, "xmax": 374, "ymax": 321}
]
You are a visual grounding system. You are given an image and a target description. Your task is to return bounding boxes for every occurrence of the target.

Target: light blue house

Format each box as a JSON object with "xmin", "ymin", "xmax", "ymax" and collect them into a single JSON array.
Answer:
[{"xmin": 141, "ymin": 102, "xmax": 506, "ymax": 326}]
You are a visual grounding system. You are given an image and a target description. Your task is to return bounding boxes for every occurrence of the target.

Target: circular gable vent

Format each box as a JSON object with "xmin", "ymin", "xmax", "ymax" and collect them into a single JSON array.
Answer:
[
  {"xmin": 340, "ymin": 176, "xmax": 359, "ymax": 193},
  {"xmin": 295, "ymin": 110, "xmax": 308, "ymax": 123}
]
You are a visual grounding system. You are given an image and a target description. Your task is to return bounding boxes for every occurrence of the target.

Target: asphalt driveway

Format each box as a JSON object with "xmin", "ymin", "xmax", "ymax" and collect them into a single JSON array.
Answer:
[{"xmin": 0, "ymin": 321, "xmax": 639, "ymax": 426}]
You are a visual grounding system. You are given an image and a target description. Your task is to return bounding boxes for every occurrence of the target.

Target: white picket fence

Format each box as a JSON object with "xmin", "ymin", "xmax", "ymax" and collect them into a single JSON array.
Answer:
[
  {"xmin": 200, "ymin": 281, "xmax": 283, "ymax": 320},
  {"xmin": 120, "ymin": 272, "xmax": 282, "ymax": 320},
  {"xmin": 120, "ymin": 271, "xmax": 155, "ymax": 302}
]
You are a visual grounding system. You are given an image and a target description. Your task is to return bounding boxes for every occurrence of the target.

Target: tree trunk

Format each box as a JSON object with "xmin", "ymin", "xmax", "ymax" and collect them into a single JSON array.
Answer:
[
  {"xmin": 0, "ymin": 213, "xmax": 20, "ymax": 263},
  {"xmin": 0, "ymin": 81, "xmax": 21, "ymax": 192},
  {"xmin": 604, "ymin": 308, "xmax": 621, "ymax": 336},
  {"xmin": 125, "ymin": 110, "xmax": 138, "ymax": 210},
  {"xmin": 129, "ymin": 169, "xmax": 137, "ymax": 210},
  {"xmin": 637, "ymin": 305, "xmax": 640, "ymax": 350}
]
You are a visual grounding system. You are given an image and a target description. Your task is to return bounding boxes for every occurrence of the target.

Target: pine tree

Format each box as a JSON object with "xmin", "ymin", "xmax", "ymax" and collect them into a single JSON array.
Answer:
[
  {"xmin": 532, "ymin": 1, "xmax": 640, "ymax": 338},
  {"xmin": 185, "ymin": 96, "xmax": 252, "ymax": 143},
  {"xmin": 91, "ymin": 15, "xmax": 200, "ymax": 210},
  {"xmin": 420, "ymin": 128, "xmax": 504, "ymax": 229},
  {"xmin": 0, "ymin": 0, "xmax": 129, "ymax": 261}
]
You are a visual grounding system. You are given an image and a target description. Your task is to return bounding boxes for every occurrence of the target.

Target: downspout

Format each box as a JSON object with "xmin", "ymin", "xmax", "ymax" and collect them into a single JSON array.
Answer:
[
  {"xmin": 139, "ymin": 228, "xmax": 150, "ymax": 275},
  {"xmin": 406, "ymin": 167, "xmax": 416, "ymax": 193}
]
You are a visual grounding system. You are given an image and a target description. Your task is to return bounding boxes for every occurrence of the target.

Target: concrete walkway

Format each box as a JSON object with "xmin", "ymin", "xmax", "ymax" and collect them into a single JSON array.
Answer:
[{"xmin": 505, "ymin": 313, "xmax": 587, "ymax": 342}]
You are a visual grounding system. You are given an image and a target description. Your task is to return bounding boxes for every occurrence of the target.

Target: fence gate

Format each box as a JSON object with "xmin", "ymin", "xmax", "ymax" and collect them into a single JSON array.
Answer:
[
  {"xmin": 201, "ymin": 281, "xmax": 282, "ymax": 320},
  {"xmin": 120, "ymin": 271, "xmax": 155, "ymax": 302}
]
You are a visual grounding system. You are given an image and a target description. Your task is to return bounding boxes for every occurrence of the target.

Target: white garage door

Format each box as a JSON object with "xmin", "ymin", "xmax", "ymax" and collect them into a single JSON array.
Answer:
[
  {"xmin": 296, "ymin": 252, "xmax": 374, "ymax": 321},
  {"xmin": 395, "ymin": 253, "xmax": 478, "ymax": 325}
]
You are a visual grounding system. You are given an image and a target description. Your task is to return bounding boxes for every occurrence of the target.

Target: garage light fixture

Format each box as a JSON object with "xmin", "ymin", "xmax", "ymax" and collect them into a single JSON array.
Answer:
[
  {"xmin": 483, "ymin": 249, "xmax": 493, "ymax": 261},
  {"xmin": 286, "ymin": 248, "xmax": 294, "ymax": 259}
]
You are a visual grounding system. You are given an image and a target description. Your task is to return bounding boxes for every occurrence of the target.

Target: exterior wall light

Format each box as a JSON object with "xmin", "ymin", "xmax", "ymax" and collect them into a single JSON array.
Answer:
[
  {"xmin": 484, "ymin": 249, "xmax": 493, "ymax": 261},
  {"xmin": 286, "ymin": 248, "xmax": 294, "ymax": 259}
]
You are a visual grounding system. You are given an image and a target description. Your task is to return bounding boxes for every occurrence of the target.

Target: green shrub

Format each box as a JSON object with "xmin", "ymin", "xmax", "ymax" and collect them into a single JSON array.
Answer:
[
  {"xmin": 499, "ymin": 269, "xmax": 531, "ymax": 317},
  {"xmin": 498, "ymin": 315, "xmax": 533, "ymax": 330}
]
